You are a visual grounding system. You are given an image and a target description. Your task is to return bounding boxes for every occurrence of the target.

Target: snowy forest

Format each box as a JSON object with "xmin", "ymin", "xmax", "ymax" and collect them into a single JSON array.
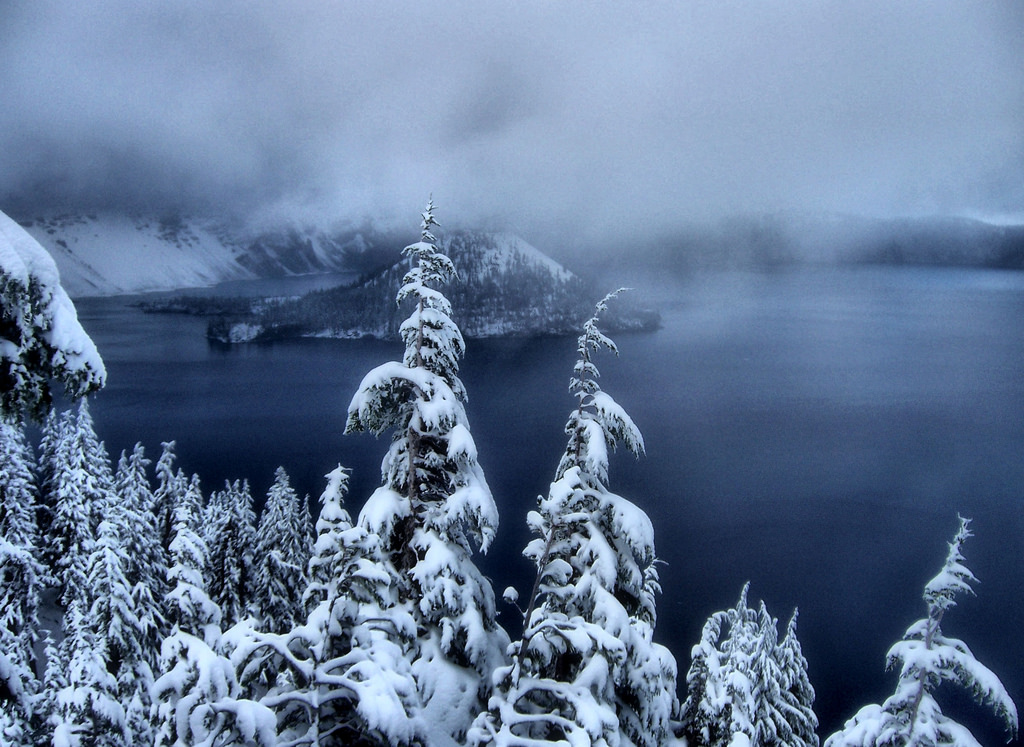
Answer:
[{"xmin": 1, "ymin": 203, "xmax": 1020, "ymax": 747}]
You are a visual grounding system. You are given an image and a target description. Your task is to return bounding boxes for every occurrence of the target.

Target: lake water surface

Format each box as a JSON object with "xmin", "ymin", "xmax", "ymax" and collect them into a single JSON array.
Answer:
[{"xmin": 74, "ymin": 266, "xmax": 1024, "ymax": 744}]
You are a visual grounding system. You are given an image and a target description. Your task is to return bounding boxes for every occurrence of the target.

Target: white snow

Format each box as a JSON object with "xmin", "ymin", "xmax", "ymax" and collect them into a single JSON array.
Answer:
[
  {"xmin": 452, "ymin": 232, "xmax": 575, "ymax": 285},
  {"xmin": 0, "ymin": 209, "xmax": 106, "ymax": 387},
  {"xmin": 21, "ymin": 213, "xmax": 253, "ymax": 296}
]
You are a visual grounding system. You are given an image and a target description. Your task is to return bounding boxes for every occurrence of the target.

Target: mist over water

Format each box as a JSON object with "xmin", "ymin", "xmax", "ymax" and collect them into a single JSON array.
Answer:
[{"xmin": 77, "ymin": 265, "xmax": 1024, "ymax": 745}]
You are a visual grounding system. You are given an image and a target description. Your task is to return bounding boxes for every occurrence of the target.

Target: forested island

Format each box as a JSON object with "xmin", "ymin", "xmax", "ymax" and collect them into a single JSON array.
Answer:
[{"xmin": 138, "ymin": 231, "xmax": 659, "ymax": 343}]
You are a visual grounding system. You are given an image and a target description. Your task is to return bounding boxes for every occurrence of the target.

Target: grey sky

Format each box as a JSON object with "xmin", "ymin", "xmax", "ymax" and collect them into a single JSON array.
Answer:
[{"xmin": 1, "ymin": 1, "xmax": 1022, "ymax": 246}]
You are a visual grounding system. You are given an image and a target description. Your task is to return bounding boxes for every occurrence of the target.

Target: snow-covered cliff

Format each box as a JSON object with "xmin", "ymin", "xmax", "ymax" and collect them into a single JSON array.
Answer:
[{"xmin": 16, "ymin": 212, "xmax": 389, "ymax": 297}]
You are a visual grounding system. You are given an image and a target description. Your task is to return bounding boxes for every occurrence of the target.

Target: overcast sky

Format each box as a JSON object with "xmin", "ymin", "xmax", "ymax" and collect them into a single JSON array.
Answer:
[{"xmin": 1, "ymin": 1, "xmax": 1022, "ymax": 246}]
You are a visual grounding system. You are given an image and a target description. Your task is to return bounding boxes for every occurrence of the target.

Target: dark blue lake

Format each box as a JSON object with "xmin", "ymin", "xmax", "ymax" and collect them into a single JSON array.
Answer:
[{"xmin": 73, "ymin": 266, "xmax": 1024, "ymax": 745}]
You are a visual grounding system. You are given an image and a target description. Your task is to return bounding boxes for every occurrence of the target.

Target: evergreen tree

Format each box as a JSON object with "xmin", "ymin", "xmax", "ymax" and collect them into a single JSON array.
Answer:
[
  {"xmin": 113, "ymin": 444, "xmax": 168, "ymax": 612},
  {"xmin": 680, "ymin": 585, "xmax": 818, "ymax": 747},
  {"xmin": 164, "ymin": 474, "xmax": 219, "ymax": 640},
  {"xmin": 205, "ymin": 479, "xmax": 258, "ymax": 628},
  {"xmin": 231, "ymin": 466, "xmax": 422, "ymax": 746},
  {"xmin": 250, "ymin": 467, "xmax": 310, "ymax": 633},
  {"xmin": 471, "ymin": 292, "xmax": 677, "ymax": 747},
  {"xmin": 84, "ymin": 511, "xmax": 160, "ymax": 747},
  {"xmin": 154, "ymin": 473, "xmax": 274, "ymax": 747},
  {"xmin": 34, "ymin": 408, "xmax": 65, "ymax": 556},
  {"xmin": 681, "ymin": 584, "xmax": 759, "ymax": 746},
  {"xmin": 346, "ymin": 200, "xmax": 508, "ymax": 741},
  {"xmin": 0, "ymin": 210, "xmax": 105, "ymax": 421},
  {"xmin": 774, "ymin": 611, "xmax": 818, "ymax": 747},
  {"xmin": 42, "ymin": 599, "xmax": 125, "ymax": 747},
  {"xmin": 0, "ymin": 417, "xmax": 46, "ymax": 746},
  {"xmin": 153, "ymin": 441, "xmax": 185, "ymax": 554},
  {"xmin": 47, "ymin": 401, "xmax": 114, "ymax": 608},
  {"xmin": 824, "ymin": 517, "xmax": 1018, "ymax": 747},
  {"xmin": 152, "ymin": 627, "xmax": 276, "ymax": 747}
]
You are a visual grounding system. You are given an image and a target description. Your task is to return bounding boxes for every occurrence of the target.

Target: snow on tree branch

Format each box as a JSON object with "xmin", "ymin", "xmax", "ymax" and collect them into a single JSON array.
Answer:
[
  {"xmin": 824, "ymin": 516, "xmax": 1018, "ymax": 747},
  {"xmin": 0, "ymin": 210, "xmax": 104, "ymax": 420}
]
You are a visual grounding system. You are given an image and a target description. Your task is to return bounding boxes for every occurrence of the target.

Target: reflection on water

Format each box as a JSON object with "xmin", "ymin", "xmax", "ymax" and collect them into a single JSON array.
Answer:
[{"xmin": 76, "ymin": 266, "xmax": 1024, "ymax": 745}]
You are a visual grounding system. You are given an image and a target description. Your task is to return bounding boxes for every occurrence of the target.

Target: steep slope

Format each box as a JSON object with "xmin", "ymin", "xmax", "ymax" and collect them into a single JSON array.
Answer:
[
  {"xmin": 206, "ymin": 231, "xmax": 659, "ymax": 342},
  {"xmin": 19, "ymin": 213, "xmax": 251, "ymax": 296},
  {"xmin": 16, "ymin": 212, "xmax": 394, "ymax": 297}
]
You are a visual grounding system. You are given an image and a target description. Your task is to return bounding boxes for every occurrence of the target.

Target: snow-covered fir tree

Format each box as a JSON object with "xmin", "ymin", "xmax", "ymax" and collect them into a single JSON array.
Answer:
[
  {"xmin": 41, "ymin": 598, "xmax": 125, "ymax": 747},
  {"xmin": 250, "ymin": 466, "xmax": 311, "ymax": 633},
  {"xmin": 164, "ymin": 473, "xmax": 218, "ymax": 640},
  {"xmin": 153, "ymin": 441, "xmax": 186, "ymax": 554},
  {"xmin": 774, "ymin": 611, "xmax": 818, "ymax": 747},
  {"xmin": 204, "ymin": 479, "xmax": 258, "ymax": 628},
  {"xmin": 83, "ymin": 508, "xmax": 160, "ymax": 746},
  {"xmin": 113, "ymin": 444, "xmax": 168, "ymax": 624},
  {"xmin": 0, "ymin": 209, "xmax": 104, "ymax": 421},
  {"xmin": 153, "ymin": 627, "xmax": 276, "ymax": 747},
  {"xmin": 0, "ymin": 416, "xmax": 47, "ymax": 746},
  {"xmin": 824, "ymin": 517, "xmax": 1018, "ymax": 747},
  {"xmin": 680, "ymin": 584, "xmax": 817, "ymax": 747},
  {"xmin": 45, "ymin": 401, "xmax": 114, "ymax": 608},
  {"xmin": 154, "ymin": 472, "xmax": 275, "ymax": 747},
  {"xmin": 470, "ymin": 291, "xmax": 677, "ymax": 747},
  {"xmin": 231, "ymin": 465, "xmax": 422, "ymax": 746},
  {"xmin": 345, "ymin": 200, "xmax": 509, "ymax": 742},
  {"xmin": 681, "ymin": 584, "xmax": 759, "ymax": 747},
  {"xmin": 34, "ymin": 408, "xmax": 65, "ymax": 557}
]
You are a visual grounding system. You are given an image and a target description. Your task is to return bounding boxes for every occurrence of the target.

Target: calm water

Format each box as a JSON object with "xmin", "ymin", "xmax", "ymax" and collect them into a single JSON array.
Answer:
[{"xmin": 73, "ymin": 266, "xmax": 1024, "ymax": 744}]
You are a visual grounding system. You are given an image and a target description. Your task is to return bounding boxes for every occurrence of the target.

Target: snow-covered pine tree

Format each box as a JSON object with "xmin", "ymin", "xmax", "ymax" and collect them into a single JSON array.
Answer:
[
  {"xmin": 41, "ymin": 598, "xmax": 125, "ymax": 747},
  {"xmin": 153, "ymin": 627, "xmax": 276, "ymax": 747},
  {"xmin": 774, "ymin": 611, "xmax": 818, "ymax": 747},
  {"xmin": 0, "ymin": 416, "xmax": 47, "ymax": 747},
  {"xmin": 345, "ymin": 200, "xmax": 508, "ymax": 742},
  {"xmin": 37, "ymin": 407, "xmax": 72, "ymax": 571},
  {"xmin": 113, "ymin": 444, "xmax": 168, "ymax": 620},
  {"xmin": 680, "ymin": 584, "xmax": 818, "ymax": 747},
  {"xmin": 471, "ymin": 291, "xmax": 677, "ymax": 747},
  {"xmin": 0, "ymin": 209, "xmax": 104, "ymax": 421},
  {"xmin": 231, "ymin": 465, "xmax": 422, "ymax": 746},
  {"xmin": 250, "ymin": 466, "xmax": 310, "ymax": 633},
  {"xmin": 46, "ymin": 400, "xmax": 115, "ymax": 608},
  {"xmin": 154, "ymin": 473, "xmax": 274, "ymax": 747},
  {"xmin": 824, "ymin": 517, "xmax": 1018, "ymax": 747},
  {"xmin": 153, "ymin": 441, "xmax": 185, "ymax": 554},
  {"xmin": 34, "ymin": 407, "xmax": 65, "ymax": 558},
  {"xmin": 84, "ymin": 509, "xmax": 161, "ymax": 747},
  {"xmin": 681, "ymin": 584, "xmax": 759, "ymax": 747},
  {"xmin": 164, "ymin": 473, "xmax": 219, "ymax": 640},
  {"xmin": 205, "ymin": 479, "xmax": 258, "ymax": 628},
  {"xmin": 297, "ymin": 491, "xmax": 314, "ymax": 577}
]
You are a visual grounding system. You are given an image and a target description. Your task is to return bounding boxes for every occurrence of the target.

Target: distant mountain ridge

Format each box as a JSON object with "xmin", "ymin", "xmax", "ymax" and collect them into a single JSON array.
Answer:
[
  {"xmin": 615, "ymin": 212, "xmax": 1024, "ymax": 274},
  {"xmin": 16, "ymin": 211, "xmax": 396, "ymax": 297},
  {"xmin": 204, "ymin": 231, "xmax": 660, "ymax": 342},
  {"xmin": 14, "ymin": 209, "xmax": 1024, "ymax": 300}
]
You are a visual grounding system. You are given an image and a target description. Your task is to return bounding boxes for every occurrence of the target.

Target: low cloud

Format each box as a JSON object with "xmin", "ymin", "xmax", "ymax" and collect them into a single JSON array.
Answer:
[{"xmin": 1, "ymin": 1, "xmax": 1021, "ymax": 248}]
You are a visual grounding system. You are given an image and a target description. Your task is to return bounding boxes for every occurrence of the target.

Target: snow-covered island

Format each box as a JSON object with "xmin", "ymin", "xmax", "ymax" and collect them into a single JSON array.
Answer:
[{"xmin": 198, "ymin": 231, "xmax": 661, "ymax": 342}]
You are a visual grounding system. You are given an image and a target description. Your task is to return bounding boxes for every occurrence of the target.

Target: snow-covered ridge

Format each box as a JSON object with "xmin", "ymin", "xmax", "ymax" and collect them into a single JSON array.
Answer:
[
  {"xmin": 21, "ymin": 213, "xmax": 251, "ymax": 297},
  {"xmin": 17, "ymin": 212, "xmax": 392, "ymax": 297}
]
